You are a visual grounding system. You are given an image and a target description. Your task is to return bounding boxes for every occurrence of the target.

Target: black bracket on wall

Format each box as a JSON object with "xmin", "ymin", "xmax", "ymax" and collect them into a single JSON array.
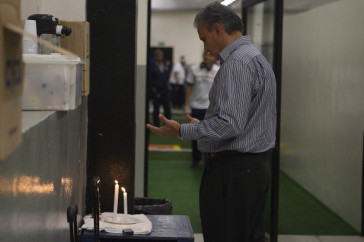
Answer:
[
  {"xmin": 361, "ymin": 132, "xmax": 364, "ymax": 235},
  {"xmin": 67, "ymin": 203, "xmax": 79, "ymax": 242},
  {"xmin": 92, "ymin": 176, "xmax": 100, "ymax": 242}
]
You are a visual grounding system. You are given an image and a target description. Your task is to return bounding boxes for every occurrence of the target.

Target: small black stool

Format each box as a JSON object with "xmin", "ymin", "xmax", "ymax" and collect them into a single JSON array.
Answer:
[{"xmin": 92, "ymin": 176, "xmax": 101, "ymax": 242}]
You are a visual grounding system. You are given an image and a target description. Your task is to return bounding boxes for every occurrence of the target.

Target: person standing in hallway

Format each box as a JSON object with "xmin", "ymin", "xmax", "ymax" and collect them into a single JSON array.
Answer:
[
  {"xmin": 169, "ymin": 56, "xmax": 186, "ymax": 109},
  {"xmin": 150, "ymin": 49, "xmax": 172, "ymax": 127},
  {"xmin": 147, "ymin": 2, "xmax": 276, "ymax": 242},
  {"xmin": 184, "ymin": 52, "xmax": 219, "ymax": 168}
]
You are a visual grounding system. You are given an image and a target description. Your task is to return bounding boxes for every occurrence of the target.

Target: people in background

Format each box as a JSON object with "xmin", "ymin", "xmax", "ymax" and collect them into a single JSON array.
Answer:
[
  {"xmin": 184, "ymin": 52, "xmax": 219, "ymax": 167},
  {"xmin": 169, "ymin": 56, "xmax": 186, "ymax": 109},
  {"xmin": 147, "ymin": 2, "xmax": 276, "ymax": 241},
  {"xmin": 181, "ymin": 56, "xmax": 190, "ymax": 84},
  {"xmin": 150, "ymin": 49, "xmax": 171, "ymax": 127}
]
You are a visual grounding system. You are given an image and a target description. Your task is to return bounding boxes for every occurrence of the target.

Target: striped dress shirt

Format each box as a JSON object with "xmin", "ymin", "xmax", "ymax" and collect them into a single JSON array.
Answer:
[{"xmin": 180, "ymin": 36, "xmax": 276, "ymax": 153}]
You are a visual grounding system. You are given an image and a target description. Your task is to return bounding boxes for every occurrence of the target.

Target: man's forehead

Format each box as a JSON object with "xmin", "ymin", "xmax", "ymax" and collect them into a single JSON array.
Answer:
[
  {"xmin": 197, "ymin": 24, "xmax": 207, "ymax": 36},
  {"xmin": 197, "ymin": 22, "xmax": 207, "ymax": 31}
]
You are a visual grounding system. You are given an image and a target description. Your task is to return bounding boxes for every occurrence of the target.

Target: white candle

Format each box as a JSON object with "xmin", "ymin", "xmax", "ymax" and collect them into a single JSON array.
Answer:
[
  {"xmin": 122, "ymin": 187, "xmax": 127, "ymax": 214},
  {"xmin": 113, "ymin": 180, "xmax": 119, "ymax": 217}
]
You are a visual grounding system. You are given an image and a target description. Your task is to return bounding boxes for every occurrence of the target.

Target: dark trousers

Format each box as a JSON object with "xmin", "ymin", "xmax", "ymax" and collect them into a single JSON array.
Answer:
[
  {"xmin": 200, "ymin": 151, "xmax": 271, "ymax": 242},
  {"xmin": 153, "ymin": 89, "xmax": 171, "ymax": 127},
  {"xmin": 171, "ymin": 84, "xmax": 185, "ymax": 108},
  {"xmin": 191, "ymin": 108, "xmax": 207, "ymax": 165}
]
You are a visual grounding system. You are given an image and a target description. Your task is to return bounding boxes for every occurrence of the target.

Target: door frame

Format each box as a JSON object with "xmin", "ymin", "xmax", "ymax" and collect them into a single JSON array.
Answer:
[{"xmin": 242, "ymin": 0, "xmax": 283, "ymax": 241}]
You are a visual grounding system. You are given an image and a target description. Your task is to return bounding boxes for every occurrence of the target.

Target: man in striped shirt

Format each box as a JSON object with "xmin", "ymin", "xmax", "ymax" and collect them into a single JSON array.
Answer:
[{"xmin": 147, "ymin": 2, "xmax": 276, "ymax": 242}]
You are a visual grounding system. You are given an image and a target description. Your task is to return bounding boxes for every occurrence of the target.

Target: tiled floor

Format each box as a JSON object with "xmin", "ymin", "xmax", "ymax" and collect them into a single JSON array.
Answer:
[
  {"xmin": 194, "ymin": 233, "xmax": 203, "ymax": 242},
  {"xmin": 279, "ymin": 235, "xmax": 364, "ymax": 242},
  {"xmin": 194, "ymin": 234, "xmax": 364, "ymax": 242}
]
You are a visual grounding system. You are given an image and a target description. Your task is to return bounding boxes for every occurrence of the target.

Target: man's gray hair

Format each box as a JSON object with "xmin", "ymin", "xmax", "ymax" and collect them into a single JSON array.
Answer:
[{"xmin": 194, "ymin": 1, "xmax": 243, "ymax": 34}]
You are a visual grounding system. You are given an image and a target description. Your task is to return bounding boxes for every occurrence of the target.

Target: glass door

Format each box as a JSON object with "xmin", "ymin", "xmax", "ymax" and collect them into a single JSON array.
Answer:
[
  {"xmin": 244, "ymin": 0, "xmax": 275, "ymax": 64},
  {"xmin": 243, "ymin": 0, "xmax": 283, "ymax": 242}
]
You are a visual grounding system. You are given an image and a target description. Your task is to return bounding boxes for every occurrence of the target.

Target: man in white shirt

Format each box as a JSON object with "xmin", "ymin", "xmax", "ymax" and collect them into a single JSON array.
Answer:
[
  {"xmin": 169, "ymin": 56, "xmax": 186, "ymax": 109},
  {"xmin": 184, "ymin": 52, "xmax": 219, "ymax": 167}
]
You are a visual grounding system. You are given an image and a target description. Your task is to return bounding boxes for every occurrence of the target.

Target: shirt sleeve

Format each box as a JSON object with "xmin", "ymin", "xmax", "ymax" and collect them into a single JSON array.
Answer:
[{"xmin": 180, "ymin": 60, "xmax": 252, "ymax": 141}]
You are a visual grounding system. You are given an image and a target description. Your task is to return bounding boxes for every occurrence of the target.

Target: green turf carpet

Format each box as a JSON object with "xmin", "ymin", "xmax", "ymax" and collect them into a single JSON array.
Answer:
[
  {"xmin": 148, "ymin": 151, "xmax": 204, "ymax": 233},
  {"xmin": 277, "ymin": 172, "xmax": 359, "ymax": 235},
  {"xmin": 147, "ymin": 113, "xmax": 359, "ymax": 235}
]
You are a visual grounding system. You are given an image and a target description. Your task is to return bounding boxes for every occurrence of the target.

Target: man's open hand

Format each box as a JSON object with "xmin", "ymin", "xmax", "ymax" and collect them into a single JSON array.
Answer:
[
  {"xmin": 146, "ymin": 114, "xmax": 181, "ymax": 137},
  {"xmin": 146, "ymin": 114, "xmax": 201, "ymax": 137}
]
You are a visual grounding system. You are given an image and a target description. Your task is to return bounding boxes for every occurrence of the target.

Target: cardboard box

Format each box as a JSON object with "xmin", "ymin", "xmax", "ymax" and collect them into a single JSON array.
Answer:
[
  {"xmin": 0, "ymin": 0, "xmax": 23, "ymax": 160},
  {"xmin": 61, "ymin": 21, "xmax": 90, "ymax": 96}
]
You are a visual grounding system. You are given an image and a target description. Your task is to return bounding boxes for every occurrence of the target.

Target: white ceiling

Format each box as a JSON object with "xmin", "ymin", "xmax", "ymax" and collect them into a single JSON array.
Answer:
[
  {"xmin": 285, "ymin": 0, "xmax": 340, "ymax": 13},
  {"xmin": 151, "ymin": 0, "xmax": 340, "ymax": 13},
  {"xmin": 152, "ymin": 0, "xmax": 242, "ymax": 12}
]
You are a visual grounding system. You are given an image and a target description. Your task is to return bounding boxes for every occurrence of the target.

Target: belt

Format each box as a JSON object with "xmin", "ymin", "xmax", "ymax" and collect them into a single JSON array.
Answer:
[
  {"xmin": 204, "ymin": 150, "xmax": 242, "ymax": 160},
  {"xmin": 204, "ymin": 150, "xmax": 271, "ymax": 160}
]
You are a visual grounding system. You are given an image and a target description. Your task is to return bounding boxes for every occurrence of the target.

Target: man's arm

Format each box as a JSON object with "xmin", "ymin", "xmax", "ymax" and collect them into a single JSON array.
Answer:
[
  {"xmin": 183, "ymin": 67, "xmax": 195, "ymax": 113},
  {"xmin": 183, "ymin": 84, "xmax": 193, "ymax": 113},
  {"xmin": 180, "ymin": 60, "xmax": 252, "ymax": 141},
  {"xmin": 174, "ymin": 71, "xmax": 181, "ymax": 84}
]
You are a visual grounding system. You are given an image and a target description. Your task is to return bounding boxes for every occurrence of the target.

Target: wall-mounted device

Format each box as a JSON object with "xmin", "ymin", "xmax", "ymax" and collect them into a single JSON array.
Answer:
[{"xmin": 27, "ymin": 14, "xmax": 72, "ymax": 54}]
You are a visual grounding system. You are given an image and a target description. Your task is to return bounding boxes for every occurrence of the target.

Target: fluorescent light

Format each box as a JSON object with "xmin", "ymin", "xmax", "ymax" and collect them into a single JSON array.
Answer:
[{"xmin": 221, "ymin": 0, "xmax": 236, "ymax": 6}]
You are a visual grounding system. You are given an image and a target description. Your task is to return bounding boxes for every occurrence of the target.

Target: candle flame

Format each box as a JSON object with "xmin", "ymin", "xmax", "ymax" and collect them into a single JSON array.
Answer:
[
  {"xmin": 115, "ymin": 180, "xmax": 118, "ymax": 184},
  {"xmin": 121, "ymin": 187, "xmax": 126, "ymax": 193}
]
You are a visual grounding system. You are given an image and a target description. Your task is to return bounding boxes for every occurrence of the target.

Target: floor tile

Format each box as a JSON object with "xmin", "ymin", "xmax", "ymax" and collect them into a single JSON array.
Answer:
[
  {"xmin": 194, "ymin": 233, "xmax": 204, "ymax": 242},
  {"xmin": 193, "ymin": 234, "xmax": 364, "ymax": 242},
  {"xmin": 318, "ymin": 236, "xmax": 364, "ymax": 242},
  {"xmin": 278, "ymin": 235, "xmax": 320, "ymax": 242}
]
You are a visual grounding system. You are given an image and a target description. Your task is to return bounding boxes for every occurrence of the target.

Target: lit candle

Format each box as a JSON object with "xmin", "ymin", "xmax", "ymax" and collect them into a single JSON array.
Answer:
[
  {"xmin": 121, "ymin": 187, "xmax": 127, "ymax": 214},
  {"xmin": 113, "ymin": 180, "xmax": 119, "ymax": 217}
]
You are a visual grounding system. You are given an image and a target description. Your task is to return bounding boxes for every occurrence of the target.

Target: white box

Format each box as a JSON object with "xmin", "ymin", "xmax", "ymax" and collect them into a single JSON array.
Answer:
[{"xmin": 22, "ymin": 54, "xmax": 82, "ymax": 110}]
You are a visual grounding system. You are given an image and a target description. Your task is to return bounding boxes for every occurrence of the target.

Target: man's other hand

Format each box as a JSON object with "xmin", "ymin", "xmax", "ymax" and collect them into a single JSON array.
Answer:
[{"xmin": 186, "ymin": 115, "xmax": 200, "ymax": 124}]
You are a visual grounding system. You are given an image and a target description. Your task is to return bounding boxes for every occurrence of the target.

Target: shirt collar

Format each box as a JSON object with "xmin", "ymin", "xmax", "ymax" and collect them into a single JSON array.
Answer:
[{"xmin": 218, "ymin": 35, "xmax": 251, "ymax": 64}]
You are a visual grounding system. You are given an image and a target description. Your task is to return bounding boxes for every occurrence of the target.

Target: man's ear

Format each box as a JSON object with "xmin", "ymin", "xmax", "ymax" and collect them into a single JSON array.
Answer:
[{"xmin": 213, "ymin": 23, "xmax": 224, "ymax": 37}]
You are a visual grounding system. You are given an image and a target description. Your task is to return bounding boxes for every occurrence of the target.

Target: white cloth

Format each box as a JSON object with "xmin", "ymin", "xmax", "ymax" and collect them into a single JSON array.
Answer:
[
  {"xmin": 81, "ymin": 212, "xmax": 152, "ymax": 234},
  {"xmin": 186, "ymin": 63, "xmax": 219, "ymax": 109},
  {"xmin": 169, "ymin": 62, "xmax": 185, "ymax": 85}
]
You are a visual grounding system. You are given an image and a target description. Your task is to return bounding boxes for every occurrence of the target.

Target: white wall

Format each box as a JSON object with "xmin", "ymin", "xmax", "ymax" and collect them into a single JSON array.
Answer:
[
  {"xmin": 151, "ymin": 10, "xmax": 242, "ymax": 65},
  {"xmin": 21, "ymin": 0, "xmax": 86, "ymax": 21},
  {"xmin": 280, "ymin": 0, "xmax": 364, "ymax": 231},
  {"xmin": 151, "ymin": 11, "xmax": 203, "ymax": 65},
  {"xmin": 137, "ymin": 0, "xmax": 148, "ymax": 66}
]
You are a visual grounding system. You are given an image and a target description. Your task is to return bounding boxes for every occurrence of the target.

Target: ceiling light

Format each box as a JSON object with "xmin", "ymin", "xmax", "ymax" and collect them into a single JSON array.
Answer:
[{"xmin": 221, "ymin": 0, "xmax": 236, "ymax": 6}]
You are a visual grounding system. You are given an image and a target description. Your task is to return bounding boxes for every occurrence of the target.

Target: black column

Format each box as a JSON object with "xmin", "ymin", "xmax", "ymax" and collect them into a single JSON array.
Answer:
[
  {"xmin": 86, "ymin": 0, "xmax": 136, "ymax": 214},
  {"xmin": 271, "ymin": 0, "xmax": 284, "ymax": 241}
]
